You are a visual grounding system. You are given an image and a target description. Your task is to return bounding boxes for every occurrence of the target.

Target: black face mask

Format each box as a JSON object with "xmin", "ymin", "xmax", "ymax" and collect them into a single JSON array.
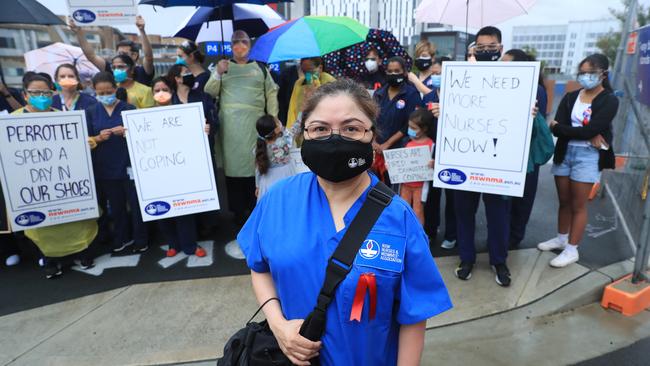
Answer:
[
  {"xmin": 414, "ymin": 58, "xmax": 432, "ymax": 71},
  {"xmin": 386, "ymin": 74, "xmax": 405, "ymax": 87},
  {"xmin": 301, "ymin": 134, "xmax": 374, "ymax": 183},
  {"xmin": 181, "ymin": 73, "xmax": 196, "ymax": 87},
  {"xmin": 475, "ymin": 51, "xmax": 501, "ymax": 62}
]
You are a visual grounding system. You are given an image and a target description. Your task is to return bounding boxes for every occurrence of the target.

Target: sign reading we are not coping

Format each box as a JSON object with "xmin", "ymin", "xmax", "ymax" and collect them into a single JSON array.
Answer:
[
  {"xmin": 122, "ymin": 103, "xmax": 220, "ymax": 222},
  {"xmin": 433, "ymin": 61, "xmax": 540, "ymax": 197},
  {"xmin": 0, "ymin": 111, "xmax": 99, "ymax": 231}
]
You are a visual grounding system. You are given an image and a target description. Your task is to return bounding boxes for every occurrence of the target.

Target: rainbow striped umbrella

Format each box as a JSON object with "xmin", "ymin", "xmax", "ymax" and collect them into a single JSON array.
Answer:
[{"xmin": 249, "ymin": 16, "xmax": 369, "ymax": 63}]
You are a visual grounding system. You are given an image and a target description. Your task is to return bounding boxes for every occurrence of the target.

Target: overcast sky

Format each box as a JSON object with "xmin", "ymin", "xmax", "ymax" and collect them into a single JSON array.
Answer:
[{"xmin": 37, "ymin": 0, "xmax": 648, "ymax": 48}]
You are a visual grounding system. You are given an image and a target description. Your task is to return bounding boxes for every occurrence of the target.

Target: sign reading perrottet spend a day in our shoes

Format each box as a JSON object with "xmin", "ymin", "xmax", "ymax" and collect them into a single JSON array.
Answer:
[
  {"xmin": 67, "ymin": 0, "xmax": 138, "ymax": 27},
  {"xmin": 433, "ymin": 61, "xmax": 540, "ymax": 197},
  {"xmin": 0, "ymin": 111, "xmax": 99, "ymax": 231},
  {"xmin": 383, "ymin": 145, "xmax": 434, "ymax": 184},
  {"xmin": 122, "ymin": 103, "xmax": 219, "ymax": 222}
]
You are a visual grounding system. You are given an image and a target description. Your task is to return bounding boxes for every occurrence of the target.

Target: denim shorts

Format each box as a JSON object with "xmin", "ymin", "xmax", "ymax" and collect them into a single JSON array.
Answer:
[{"xmin": 551, "ymin": 144, "xmax": 601, "ymax": 183}]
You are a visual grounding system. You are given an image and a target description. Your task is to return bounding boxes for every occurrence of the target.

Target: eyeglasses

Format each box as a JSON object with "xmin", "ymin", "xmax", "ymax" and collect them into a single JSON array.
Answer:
[
  {"xmin": 304, "ymin": 121, "xmax": 372, "ymax": 141},
  {"xmin": 26, "ymin": 89, "xmax": 53, "ymax": 97},
  {"xmin": 474, "ymin": 43, "xmax": 501, "ymax": 52}
]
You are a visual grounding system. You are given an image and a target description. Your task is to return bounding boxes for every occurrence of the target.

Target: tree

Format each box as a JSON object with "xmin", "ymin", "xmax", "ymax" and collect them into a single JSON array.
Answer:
[
  {"xmin": 521, "ymin": 45, "xmax": 549, "ymax": 73},
  {"xmin": 598, "ymin": 0, "xmax": 650, "ymax": 66}
]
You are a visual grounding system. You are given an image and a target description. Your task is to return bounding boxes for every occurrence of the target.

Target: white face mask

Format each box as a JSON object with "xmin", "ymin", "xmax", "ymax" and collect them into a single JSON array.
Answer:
[{"xmin": 365, "ymin": 59, "xmax": 378, "ymax": 73}]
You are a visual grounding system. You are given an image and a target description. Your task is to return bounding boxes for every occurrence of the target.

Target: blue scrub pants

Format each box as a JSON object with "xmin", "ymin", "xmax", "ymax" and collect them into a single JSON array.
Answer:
[
  {"xmin": 158, "ymin": 215, "xmax": 197, "ymax": 255},
  {"xmin": 97, "ymin": 179, "xmax": 131, "ymax": 248},
  {"xmin": 127, "ymin": 180, "xmax": 148, "ymax": 248},
  {"xmin": 454, "ymin": 191, "xmax": 510, "ymax": 265},
  {"xmin": 510, "ymin": 165, "xmax": 540, "ymax": 247},
  {"xmin": 425, "ymin": 187, "xmax": 457, "ymax": 241}
]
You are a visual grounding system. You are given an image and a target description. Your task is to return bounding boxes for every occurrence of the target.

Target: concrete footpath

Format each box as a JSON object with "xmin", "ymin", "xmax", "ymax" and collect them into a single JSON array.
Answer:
[{"xmin": 1, "ymin": 248, "xmax": 646, "ymax": 366}]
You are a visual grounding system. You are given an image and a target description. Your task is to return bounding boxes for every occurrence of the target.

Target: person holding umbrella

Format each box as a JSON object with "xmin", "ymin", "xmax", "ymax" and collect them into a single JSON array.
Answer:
[
  {"xmin": 286, "ymin": 57, "xmax": 336, "ymax": 129},
  {"xmin": 175, "ymin": 40, "xmax": 211, "ymax": 92},
  {"xmin": 205, "ymin": 30, "xmax": 278, "ymax": 226},
  {"xmin": 68, "ymin": 16, "xmax": 155, "ymax": 86}
]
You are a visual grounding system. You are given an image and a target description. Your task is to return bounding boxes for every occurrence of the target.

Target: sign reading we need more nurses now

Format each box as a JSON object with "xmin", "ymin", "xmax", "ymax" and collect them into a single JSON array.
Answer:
[
  {"xmin": 122, "ymin": 103, "xmax": 219, "ymax": 222},
  {"xmin": 433, "ymin": 61, "xmax": 540, "ymax": 197},
  {"xmin": 0, "ymin": 111, "xmax": 99, "ymax": 231}
]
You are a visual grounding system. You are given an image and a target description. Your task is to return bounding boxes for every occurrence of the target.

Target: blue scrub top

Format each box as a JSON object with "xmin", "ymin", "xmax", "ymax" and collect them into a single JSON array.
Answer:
[
  {"xmin": 373, "ymin": 83, "xmax": 423, "ymax": 147},
  {"xmin": 172, "ymin": 89, "xmax": 219, "ymax": 133},
  {"xmin": 88, "ymin": 101, "xmax": 136, "ymax": 180},
  {"xmin": 193, "ymin": 71, "xmax": 211, "ymax": 93},
  {"xmin": 52, "ymin": 93, "xmax": 97, "ymax": 127},
  {"xmin": 537, "ymin": 84, "xmax": 548, "ymax": 120},
  {"xmin": 237, "ymin": 172, "xmax": 452, "ymax": 366}
]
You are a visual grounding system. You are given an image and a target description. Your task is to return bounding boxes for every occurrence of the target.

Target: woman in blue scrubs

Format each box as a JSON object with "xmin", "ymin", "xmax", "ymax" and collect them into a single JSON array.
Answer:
[
  {"xmin": 238, "ymin": 79, "xmax": 452, "ymax": 366},
  {"xmin": 52, "ymin": 63, "xmax": 97, "ymax": 114}
]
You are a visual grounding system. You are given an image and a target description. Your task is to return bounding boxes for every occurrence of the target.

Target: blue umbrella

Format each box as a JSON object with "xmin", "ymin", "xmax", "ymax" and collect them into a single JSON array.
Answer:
[{"xmin": 174, "ymin": 4, "xmax": 284, "ymax": 42}]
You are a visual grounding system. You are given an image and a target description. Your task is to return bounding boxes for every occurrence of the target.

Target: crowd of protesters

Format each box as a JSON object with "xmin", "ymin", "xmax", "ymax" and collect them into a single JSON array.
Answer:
[{"xmin": 0, "ymin": 19, "xmax": 618, "ymax": 289}]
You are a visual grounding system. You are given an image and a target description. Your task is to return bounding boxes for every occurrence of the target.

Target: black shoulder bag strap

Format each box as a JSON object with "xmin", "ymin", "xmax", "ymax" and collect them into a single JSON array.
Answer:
[{"xmin": 299, "ymin": 181, "xmax": 394, "ymax": 343}]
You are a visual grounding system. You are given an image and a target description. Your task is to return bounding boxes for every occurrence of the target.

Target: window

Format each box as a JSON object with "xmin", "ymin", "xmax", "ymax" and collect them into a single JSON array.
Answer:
[
  {"xmin": 586, "ymin": 42, "xmax": 595, "ymax": 48},
  {"xmin": 571, "ymin": 33, "xmax": 577, "ymax": 39},
  {"xmin": 544, "ymin": 35, "xmax": 550, "ymax": 41},
  {"xmin": 550, "ymin": 35, "xmax": 556, "ymax": 41},
  {"xmin": 5, "ymin": 67, "xmax": 23, "ymax": 76},
  {"xmin": 85, "ymin": 33, "xmax": 100, "ymax": 43},
  {"xmin": 0, "ymin": 36, "xmax": 16, "ymax": 49},
  {"xmin": 569, "ymin": 42, "xmax": 575, "ymax": 48}
]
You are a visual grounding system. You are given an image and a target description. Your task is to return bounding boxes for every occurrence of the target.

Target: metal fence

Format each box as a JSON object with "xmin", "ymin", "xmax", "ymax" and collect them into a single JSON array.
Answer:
[{"xmin": 605, "ymin": 19, "xmax": 650, "ymax": 282}]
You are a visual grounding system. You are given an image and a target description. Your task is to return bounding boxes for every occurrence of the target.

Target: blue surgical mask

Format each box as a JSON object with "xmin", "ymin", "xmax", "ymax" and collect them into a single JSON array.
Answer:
[
  {"xmin": 97, "ymin": 94, "xmax": 117, "ymax": 106},
  {"xmin": 29, "ymin": 95, "xmax": 52, "ymax": 111},
  {"xmin": 54, "ymin": 82, "xmax": 62, "ymax": 91},
  {"xmin": 577, "ymin": 73, "xmax": 601, "ymax": 90},
  {"xmin": 113, "ymin": 69, "xmax": 128, "ymax": 83},
  {"xmin": 175, "ymin": 56, "xmax": 188, "ymax": 66},
  {"xmin": 407, "ymin": 127, "xmax": 418, "ymax": 138},
  {"xmin": 431, "ymin": 74, "xmax": 442, "ymax": 88}
]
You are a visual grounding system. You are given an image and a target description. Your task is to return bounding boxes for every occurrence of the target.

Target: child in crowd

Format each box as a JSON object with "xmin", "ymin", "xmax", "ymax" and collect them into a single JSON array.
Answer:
[
  {"xmin": 254, "ymin": 114, "xmax": 302, "ymax": 200},
  {"xmin": 88, "ymin": 71, "xmax": 148, "ymax": 254},
  {"xmin": 400, "ymin": 109, "xmax": 435, "ymax": 225}
]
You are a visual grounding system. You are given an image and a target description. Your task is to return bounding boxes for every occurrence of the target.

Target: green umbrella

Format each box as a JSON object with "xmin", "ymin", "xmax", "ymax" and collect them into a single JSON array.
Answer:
[{"xmin": 250, "ymin": 16, "xmax": 369, "ymax": 63}]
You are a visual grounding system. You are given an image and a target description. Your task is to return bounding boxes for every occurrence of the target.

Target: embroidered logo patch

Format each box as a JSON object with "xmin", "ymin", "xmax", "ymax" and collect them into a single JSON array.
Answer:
[
  {"xmin": 355, "ymin": 234, "xmax": 405, "ymax": 273},
  {"xmin": 359, "ymin": 239, "xmax": 380, "ymax": 259}
]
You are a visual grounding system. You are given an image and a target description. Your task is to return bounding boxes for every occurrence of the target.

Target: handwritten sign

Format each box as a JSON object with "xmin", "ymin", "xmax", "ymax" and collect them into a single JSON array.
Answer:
[
  {"xmin": 433, "ymin": 61, "xmax": 540, "ymax": 197},
  {"xmin": 122, "ymin": 103, "xmax": 219, "ymax": 222},
  {"xmin": 0, "ymin": 111, "xmax": 98, "ymax": 231},
  {"xmin": 67, "ymin": 0, "xmax": 138, "ymax": 27},
  {"xmin": 290, "ymin": 148, "xmax": 310, "ymax": 174},
  {"xmin": 383, "ymin": 145, "xmax": 434, "ymax": 184}
]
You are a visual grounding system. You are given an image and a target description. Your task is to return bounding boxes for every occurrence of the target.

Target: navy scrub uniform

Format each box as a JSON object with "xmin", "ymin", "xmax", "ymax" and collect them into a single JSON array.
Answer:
[
  {"xmin": 373, "ymin": 82, "xmax": 423, "ymax": 149},
  {"xmin": 88, "ymin": 101, "xmax": 147, "ymax": 250},
  {"xmin": 238, "ymin": 172, "xmax": 452, "ymax": 366}
]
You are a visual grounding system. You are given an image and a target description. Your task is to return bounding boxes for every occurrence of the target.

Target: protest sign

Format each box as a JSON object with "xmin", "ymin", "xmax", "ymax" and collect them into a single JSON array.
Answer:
[
  {"xmin": 383, "ymin": 145, "xmax": 434, "ymax": 184},
  {"xmin": 433, "ymin": 61, "xmax": 540, "ymax": 197},
  {"xmin": 637, "ymin": 26, "xmax": 650, "ymax": 106},
  {"xmin": 67, "ymin": 0, "xmax": 138, "ymax": 27},
  {"xmin": 290, "ymin": 148, "xmax": 310, "ymax": 174},
  {"xmin": 0, "ymin": 111, "xmax": 98, "ymax": 231},
  {"xmin": 122, "ymin": 103, "xmax": 219, "ymax": 222}
]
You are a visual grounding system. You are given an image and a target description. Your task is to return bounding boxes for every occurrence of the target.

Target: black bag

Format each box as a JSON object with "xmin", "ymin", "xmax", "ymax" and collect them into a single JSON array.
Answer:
[
  {"xmin": 218, "ymin": 182, "xmax": 394, "ymax": 366},
  {"xmin": 217, "ymin": 299, "xmax": 291, "ymax": 366}
]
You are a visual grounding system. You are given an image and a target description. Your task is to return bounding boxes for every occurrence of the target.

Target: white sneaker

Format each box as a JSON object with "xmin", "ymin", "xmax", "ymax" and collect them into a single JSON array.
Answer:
[
  {"xmin": 549, "ymin": 247, "xmax": 579, "ymax": 268},
  {"xmin": 441, "ymin": 239, "xmax": 456, "ymax": 249},
  {"xmin": 5, "ymin": 254, "xmax": 20, "ymax": 266},
  {"xmin": 537, "ymin": 237, "xmax": 567, "ymax": 251}
]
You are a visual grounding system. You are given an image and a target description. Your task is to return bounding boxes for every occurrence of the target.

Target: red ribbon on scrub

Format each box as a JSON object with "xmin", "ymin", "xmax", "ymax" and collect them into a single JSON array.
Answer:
[{"xmin": 350, "ymin": 272, "xmax": 377, "ymax": 322}]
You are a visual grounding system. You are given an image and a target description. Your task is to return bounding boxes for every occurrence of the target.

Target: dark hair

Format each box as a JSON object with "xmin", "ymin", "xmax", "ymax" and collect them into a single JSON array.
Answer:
[
  {"xmin": 504, "ymin": 49, "xmax": 530, "ymax": 62},
  {"xmin": 409, "ymin": 108, "xmax": 433, "ymax": 133},
  {"xmin": 22, "ymin": 71, "xmax": 37, "ymax": 86},
  {"xmin": 92, "ymin": 71, "xmax": 117, "ymax": 88},
  {"xmin": 152, "ymin": 75, "xmax": 176, "ymax": 92},
  {"xmin": 579, "ymin": 53, "xmax": 613, "ymax": 92},
  {"xmin": 37, "ymin": 72, "xmax": 55, "ymax": 90},
  {"xmin": 434, "ymin": 56, "xmax": 451, "ymax": 65},
  {"xmin": 117, "ymin": 39, "xmax": 139, "ymax": 53},
  {"xmin": 179, "ymin": 40, "xmax": 205, "ymax": 64},
  {"xmin": 22, "ymin": 74, "xmax": 51, "ymax": 91},
  {"xmin": 112, "ymin": 54, "xmax": 135, "ymax": 76},
  {"xmin": 167, "ymin": 64, "xmax": 185, "ymax": 90},
  {"xmin": 255, "ymin": 115, "xmax": 277, "ymax": 175},
  {"xmin": 301, "ymin": 57, "xmax": 323, "ymax": 68},
  {"xmin": 301, "ymin": 78, "xmax": 379, "ymax": 129},
  {"xmin": 476, "ymin": 26, "xmax": 502, "ymax": 43},
  {"xmin": 387, "ymin": 56, "xmax": 408, "ymax": 74},
  {"xmin": 526, "ymin": 53, "xmax": 547, "ymax": 89},
  {"xmin": 54, "ymin": 63, "xmax": 82, "ymax": 90}
]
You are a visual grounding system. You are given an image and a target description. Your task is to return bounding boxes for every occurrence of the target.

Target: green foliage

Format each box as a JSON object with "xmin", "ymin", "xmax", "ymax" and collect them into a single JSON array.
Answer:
[{"xmin": 598, "ymin": 0, "xmax": 650, "ymax": 66}]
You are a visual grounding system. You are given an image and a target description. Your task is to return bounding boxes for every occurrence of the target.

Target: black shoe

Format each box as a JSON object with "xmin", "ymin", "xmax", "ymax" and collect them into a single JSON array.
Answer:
[
  {"xmin": 112, "ymin": 240, "xmax": 134, "ymax": 253},
  {"xmin": 79, "ymin": 258, "xmax": 94, "ymax": 270},
  {"xmin": 132, "ymin": 244, "xmax": 149, "ymax": 253},
  {"xmin": 455, "ymin": 261, "xmax": 473, "ymax": 280},
  {"xmin": 493, "ymin": 263, "xmax": 511, "ymax": 287},
  {"xmin": 45, "ymin": 264, "xmax": 62, "ymax": 279}
]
